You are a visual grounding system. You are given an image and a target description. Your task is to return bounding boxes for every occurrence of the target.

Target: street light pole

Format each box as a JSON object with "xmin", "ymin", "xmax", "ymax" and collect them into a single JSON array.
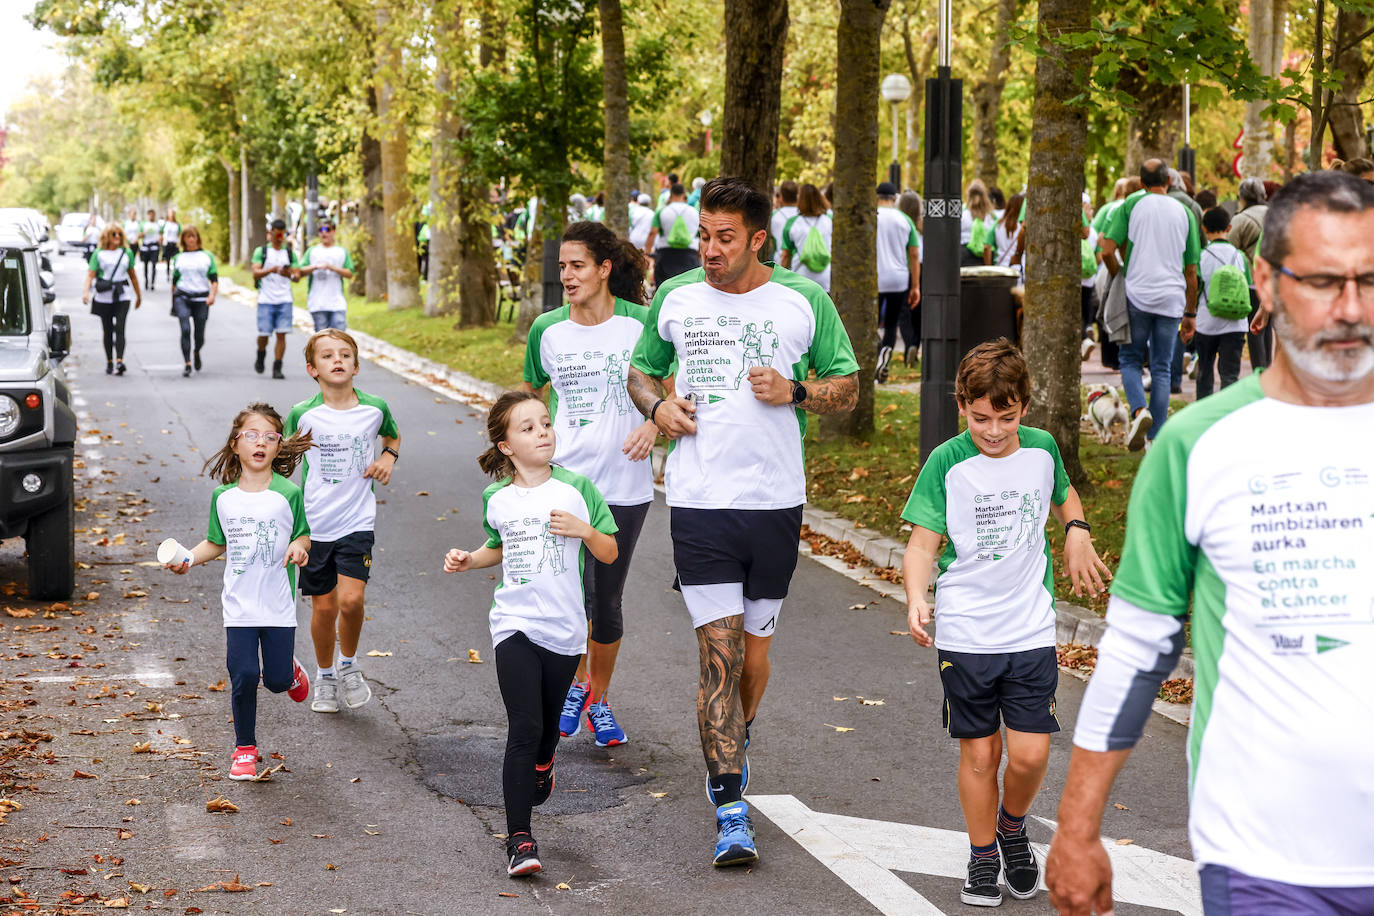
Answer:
[
  {"xmin": 700, "ymin": 109, "xmax": 714, "ymax": 155},
  {"xmin": 1178, "ymin": 82, "xmax": 1196, "ymax": 179},
  {"xmin": 881, "ymin": 74, "xmax": 912, "ymax": 189},
  {"xmin": 919, "ymin": 0, "xmax": 963, "ymax": 464}
]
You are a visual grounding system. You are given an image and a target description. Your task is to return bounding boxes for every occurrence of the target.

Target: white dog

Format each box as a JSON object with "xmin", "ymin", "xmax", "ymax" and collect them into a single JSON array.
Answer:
[{"xmin": 1083, "ymin": 383, "xmax": 1129, "ymax": 444}]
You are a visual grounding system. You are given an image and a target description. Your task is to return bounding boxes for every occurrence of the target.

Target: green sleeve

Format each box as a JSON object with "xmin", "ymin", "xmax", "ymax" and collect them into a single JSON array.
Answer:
[
  {"xmin": 1103, "ymin": 194, "xmax": 1133, "ymax": 248},
  {"xmin": 1018, "ymin": 199, "xmax": 1027, "ymax": 222},
  {"xmin": 523, "ymin": 314, "xmax": 552, "ymax": 388},
  {"xmin": 1110, "ymin": 433, "xmax": 1196, "ymax": 616},
  {"xmin": 1035, "ymin": 429, "xmax": 1071, "ymax": 505},
  {"xmin": 1183, "ymin": 207, "xmax": 1202, "ymax": 267},
  {"xmin": 126, "ymin": 247, "xmax": 136, "ymax": 265},
  {"xmin": 378, "ymin": 401, "xmax": 399, "ymax": 439},
  {"xmin": 899, "ymin": 446, "xmax": 951, "ymax": 535},
  {"xmin": 903, "ymin": 212, "xmax": 920, "ymax": 248},
  {"xmin": 252, "ymin": 246, "xmax": 264, "ymax": 266},
  {"xmin": 289, "ymin": 248, "xmax": 299, "ymax": 267},
  {"xmin": 651, "ymin": 208, "xmax": 663, "ymax": 231},
  {"xmin": 631, "ymin": 286, "xmax": 677, "ymax": 377},
  {"xmin": 1242, "ymin": 249, "xmax": 1253, "ymax": 285},
  {"xmin": 301, "ymin": 246, "xmax": 313, "ymax": 266},
  {"xmin": 87, "ymin": 251, "xmax": 99, "ymax": 273},
  {"xmin": 284, "ymin": 403, "xmax": 303, "ymax": 438},
  {"xmin": 806, "ymin": 291, "xmax": 861, "ymax": 379},
  {"xmin": 1090, "ymin": 206, "xmax": 1109, "ymax": 234},
  {"xmin": 780, "ymin": 215, "xmax": 799, "ymax": 253},
  {"xmin": 567, "ymin": 471, "xmax": 618, "ymax": 536},
  {"xmin": 206, "ymin": 487, "xmax": 228, "ymax": 545},
  {"xmin": 481, "ymin": 482, "xmax": 504, "ymax": 549},
  {"xmin": 171, "ymin": 257, "xmax": 181, "ymax": 286},
  {"xmin": 207, "ymin": 253, "xmax": 218, "ymax": 282},
  {"xmin": 342, "ymin": 250, "xmax": 354, "ymax": 270}
]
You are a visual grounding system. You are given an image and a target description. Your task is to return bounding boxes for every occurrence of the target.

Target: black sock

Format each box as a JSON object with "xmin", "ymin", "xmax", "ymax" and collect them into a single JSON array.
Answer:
[{"xmin": 710, "ymin": 772, "xmax": 743, "ymax": 805}]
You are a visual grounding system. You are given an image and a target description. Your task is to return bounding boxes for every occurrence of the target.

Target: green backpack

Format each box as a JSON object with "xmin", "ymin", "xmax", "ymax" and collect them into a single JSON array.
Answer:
[
  {"xmin": 799, "ymin": 218, "xmax": 831, "ymax": 272},
  {"xmin": 1080, "ymin": 237, "xmax": 1098, "ymax": 279},
  {"xmin": 665, "ymin": 205, "xmax": 692, "ymax": 249},
  {"xmin": 1203, "ymin": 247, "xmax": 1251, "ymax": 320}
]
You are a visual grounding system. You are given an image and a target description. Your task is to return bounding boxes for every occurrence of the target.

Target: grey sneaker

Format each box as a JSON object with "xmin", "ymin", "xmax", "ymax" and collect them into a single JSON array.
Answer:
[
  {"xmin": 311, "ymin": 674, "xmax": 340, "ymax": 713},
  {"xmin": 1127, "ymin": 408, "xmax": 1153, "ymax": 452},
  {"xmin": 339, "ymin": 664, "xmax": 372, "ymax": 709}
]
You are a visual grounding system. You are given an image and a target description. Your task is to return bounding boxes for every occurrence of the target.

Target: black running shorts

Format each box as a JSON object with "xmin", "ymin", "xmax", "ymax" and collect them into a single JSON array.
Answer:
[
  {"xmin": 669, "ymin": 506, "xmax": 803, "ymax": 601},
  {"xmin": 300, "ymin": 530, "xmax": 375, "ymax": 596},
  {"xmin": 937, "ymin": 647, "xmax": 1061, "ymax": 739}
]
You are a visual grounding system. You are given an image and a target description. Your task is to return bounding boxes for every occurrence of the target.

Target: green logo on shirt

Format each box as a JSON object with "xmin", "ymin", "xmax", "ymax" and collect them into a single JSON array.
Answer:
[{"xmin": 1316, "ymin": 634, "xmax": 1350, "ymax": 654}]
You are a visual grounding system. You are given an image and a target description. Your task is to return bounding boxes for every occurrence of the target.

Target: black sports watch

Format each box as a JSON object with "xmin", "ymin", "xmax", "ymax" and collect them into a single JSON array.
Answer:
[
  {"xmin": 1065, "ymin": 519, "xmax": 1092, "ymax": 536},
  {"xmin": 382, "ymin": 446, "xmax": 400, "ymax": 462},
  {"xmin": 790, "ymin": 380, "xmax": 807, "ymax": 405}
]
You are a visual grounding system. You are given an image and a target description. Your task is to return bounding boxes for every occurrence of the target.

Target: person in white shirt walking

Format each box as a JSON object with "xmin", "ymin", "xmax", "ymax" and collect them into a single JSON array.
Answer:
[
  {"xmin": 1193, "ymin": 207, "xmax": 1254, "ymax": 398},
  {"xmin": 168, "ymin": 226, "xmax": 218, "ymax": 377},
  {"xmin": 875, "ymin": 181, "xmax": 922, "ymax": 383},
  {"xmin": 644, "ymin": 183, "xmax": 700, "ymax": 287},
  {"xmin": 299, "ymin": 222, "xmax": 354, "ymax": 331},
  {"xmin": 252, "ymin": 218, "xmax": 301, "ymax": 379}
]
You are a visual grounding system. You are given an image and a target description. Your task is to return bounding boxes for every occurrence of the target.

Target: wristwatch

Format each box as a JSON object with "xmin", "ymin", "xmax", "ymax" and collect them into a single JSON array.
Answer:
[
  {"xmin": 382, "ymin": 446, "xmax": 400, "ymax": 462},
  {"xmin": 1183, "ymin": 312, "xmax": 1197, "ymax": 318},
  {"xmin": 1065, "ymin": 519, "xmax": 1091, "ymax": 536},
  {"xmin": 790, "ymin": 380, "xmax": 807, "ymax": 405}
]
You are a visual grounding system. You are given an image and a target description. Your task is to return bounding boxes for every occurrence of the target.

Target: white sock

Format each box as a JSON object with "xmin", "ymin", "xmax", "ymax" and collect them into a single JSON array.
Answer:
[
  {"xmin": 318, "ymin": 665, "xmax": 335, "ymax": 679},
  {"xmin": 339, "ymin": 655, "xmax": 356, "ymax": 668}
]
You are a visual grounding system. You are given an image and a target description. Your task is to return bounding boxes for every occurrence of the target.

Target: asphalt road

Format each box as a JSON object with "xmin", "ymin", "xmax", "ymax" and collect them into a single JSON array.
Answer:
[{"xmin": 0, "ymin": 254, "xmax": 1194, "ymax": 915}]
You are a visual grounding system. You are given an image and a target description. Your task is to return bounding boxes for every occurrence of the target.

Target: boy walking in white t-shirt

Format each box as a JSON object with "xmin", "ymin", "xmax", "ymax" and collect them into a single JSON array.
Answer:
[
  {"xmin": 285, "ymin": 330, "xmax": 400, "ymax": 712},
  {"xmin": 900, "ymin": 340, "xmax": 1110, "ymax": 907},
  {"xmin": 299, "ymin": 222, "xmax": 354, "ymax": 331},
  {"xmin": 1194, "ymin": 207, "xmax": 1253, "ymax": 398}
]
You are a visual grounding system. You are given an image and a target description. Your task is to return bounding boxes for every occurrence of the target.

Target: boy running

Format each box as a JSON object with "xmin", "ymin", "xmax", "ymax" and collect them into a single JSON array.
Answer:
[
  {"xmin": 299, "ymin": 221, "xmax": 354, "ymax": 331},
  {"xmin": 900, "ymin": 339, "xmax": 1110, "ymax": 907},
  {"xmin": 252, "ymin": 218, "xmax": 300, "ymax": 379},
  {"xmin": 285, "ymin": 329, "xmax": 400, "ymax": 713}
]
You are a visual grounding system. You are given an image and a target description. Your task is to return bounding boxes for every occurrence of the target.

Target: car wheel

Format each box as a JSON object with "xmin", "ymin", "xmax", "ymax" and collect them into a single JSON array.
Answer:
[{"xmin": 26, "ymin": 490, "xmax": 75, "ymax": 600}]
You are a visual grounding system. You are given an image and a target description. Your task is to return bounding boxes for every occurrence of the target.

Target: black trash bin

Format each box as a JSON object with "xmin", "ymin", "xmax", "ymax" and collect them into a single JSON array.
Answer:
[{"xmin": 958, "ymin": 266, "xmax": 1020, "ymax": 357}]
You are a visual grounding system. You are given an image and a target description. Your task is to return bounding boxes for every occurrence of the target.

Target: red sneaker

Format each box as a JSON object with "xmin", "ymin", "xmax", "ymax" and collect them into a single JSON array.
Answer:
[
  {"xmin": 288, "ymin": 657, "xmax": 310, "ymax": 703},
  {"xmin": 229, "ymin": 745, "xmax": 258, "ymax": 781}
]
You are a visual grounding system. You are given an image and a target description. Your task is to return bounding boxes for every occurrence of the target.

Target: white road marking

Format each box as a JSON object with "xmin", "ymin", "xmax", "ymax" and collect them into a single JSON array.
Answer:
[
  {"xmin": 750, "ymin": 794, "xmax": 1202, "ymax": 916},
  {"xmin": 11, "ymin": 670, "xmax": 175, "ymax": 686}
]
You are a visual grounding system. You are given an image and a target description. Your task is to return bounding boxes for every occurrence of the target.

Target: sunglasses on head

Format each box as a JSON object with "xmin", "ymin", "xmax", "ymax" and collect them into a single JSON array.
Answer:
[{"xmin": 319, "ymin": 225, "xmax": 335, "ymax": 233}]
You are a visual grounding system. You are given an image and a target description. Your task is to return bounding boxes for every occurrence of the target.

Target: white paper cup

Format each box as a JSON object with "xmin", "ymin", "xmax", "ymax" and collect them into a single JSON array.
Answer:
[{"xmin": 157, "ymin": 538, "xmax": 193, "ymax": 567}]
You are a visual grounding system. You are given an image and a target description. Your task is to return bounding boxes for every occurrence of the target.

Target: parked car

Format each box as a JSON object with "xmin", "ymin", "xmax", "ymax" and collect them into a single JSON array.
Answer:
[
  {"xmin": 56, "ymin": 211, "xmax": 100, "ymax": 256},
  {"xmin": 0, "ymin": 223, "xmax": 75, "ymax": 598}
]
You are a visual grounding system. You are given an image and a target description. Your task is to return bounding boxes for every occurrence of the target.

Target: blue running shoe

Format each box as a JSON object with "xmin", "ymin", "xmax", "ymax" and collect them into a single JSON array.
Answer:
[
  {"xmin": 705, "ymin": 735, "xmax": 749, "ymax": 805},
  {"xmin": 713, "ymin": 801, "xmax": 758, "ymax": 867},
  {"xmin": 586, "ymin": 700, "xmax": 627, "ymax": 747},
  {"xmin": 559, "ymin": 681, "xmax": 590, "ymax": 737}
]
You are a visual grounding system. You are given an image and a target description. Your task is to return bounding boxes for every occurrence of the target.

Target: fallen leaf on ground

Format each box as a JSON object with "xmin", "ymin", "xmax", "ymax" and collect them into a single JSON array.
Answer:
[
  {"xmin": 649, "ymin": 792, "xmax": 668, "ymax": 799},
  {"xmin": 279, "ymin": 818, "xmax": 292, "ymax": 826},
  {"xmin": 192, "ymin": 875, "xmax": 251, "ymax": 892},
  {"xmin": 131, "ymin": 742, "xmax": 152, "ymax": 753},
  {"xmin": 325, "ymin": 863, "xmax": 338, "ymax": 870},
  {"xmin": 364, "ymin": 650, "xmax": 392, "ymax": 657},
  {"xmin": 848, "ymin": 603, "xmax": 867, "ymax": 610},
  {"xmin": 556, "ymin": 882, "xmax": 571, "ymax": 890},
  {"xmin": 823, "ymin": 723, "xmax": 855, "ymax": 733},
  {"xmin": 467, "ymin": 649, "xmax": 483, "ymax": 663},
  {"xmin": 857, "ymin": 698, "xmax": 885, "ymax": 706},
  {"xmin": 85, "ymin": 592, "xmax": 101, "ymax": 601},
  {"xmin": 72, "ymin": 769, "xmax": 97, "ymax": 779},
  {"xmin": 123, "ymin": 590, "xmax": 148, "ymax": 599},
  {"xmin": 268, "ymin": 838, "xmax": 283, "ymax": 844},
  {"xmin": 832, "ymin": 696, "xmax": 849, "ymax": 702},
  {"xmin": 350, "ymin": 777, "xmax": 361, "ymax": 783},
  {"xmin": 498, "ymin": 893, "xmax": 518, "ymax": 898},
  {"xmin": 103, "ymin": 898, "xmax": 130, "ymax": 908},
  {"xmin": 313, "ymin": 834, "xmax": 333, "ymax": 839},
  {"xmin": 128, "ymin": 882, "xmax": 151, "ymax": 893},
  {"xmin": 117, "ymin": 829, "xmax": 133, "ymax": 840},
  {"xmin": 1115, "ymin": 838, "xmax": 1133, "ymax": 846},
  {"xmin": 125, "ymin": 799, "xmax": 140, "ymax": 806},
  {"xmin": 144, "ymin": 702, "xmax": 163, "ymax": 714},
  {"xmin": 1113, "ymin": 802, "xmax": 1130, "ymax": 811},
  {"xmin": 172, "ymin": 737, "xmax": 192, "ymax": 745},
  {"xmin": 415, "ymin": 491, "xmax": 430, "ymax": 496},
  {"xmin": 207, "ymin": 680, "xmax": 226, "ymax": 692},
  {"xmin": 206, "ymin": 796, "xmax": 238, "ymax": 814},
  {"xmin": 5, "ymin": 607, "xmax": 35, "ymax": 618},
  {"xmin": 889, "ymin": 630, "xmax": 906, "ymax": 636}
]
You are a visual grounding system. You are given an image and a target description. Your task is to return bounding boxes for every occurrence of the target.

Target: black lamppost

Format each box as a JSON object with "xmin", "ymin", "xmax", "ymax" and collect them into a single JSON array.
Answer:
[
  {"xmin": 1178, "ymin": 82, "xmax": 1196, "ymax": 179},
  {"xmin": 919, "ymin": 0, "xmax": 963, "ymax": 464}
]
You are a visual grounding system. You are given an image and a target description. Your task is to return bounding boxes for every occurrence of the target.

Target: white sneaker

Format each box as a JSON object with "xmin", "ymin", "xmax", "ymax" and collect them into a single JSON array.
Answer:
[
  {"xmin": 1080, "ymin": 338, "xmax": 1096, "ymax": 361},
  {"xmin": 875, "ymin": 346, "xmax": 893, "ymax": 384},
  {"xmin": 311, "ymin": 674, "xmax": 340, "ymax": 713},
  {"xmin": 339, "ymin": 665, "xmax": 372, "ymax": 709},
  {"xmin": 1127, "ymin": 409, "xmax": 1153, "ymax": 452},
  {"xmin": 1186, "ymin": 353, "xmax": 1198, "ymax": 379}
]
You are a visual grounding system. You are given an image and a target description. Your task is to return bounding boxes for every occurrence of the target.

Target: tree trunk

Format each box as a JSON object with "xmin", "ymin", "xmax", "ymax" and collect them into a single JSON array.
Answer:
[
  {"xmin": 599, "ymin": 0, "xmax": 632, "ymax": 239},
  {"xmin": 971, "ymin": 0, "xmax": 1019, "ymax": 187},
  {"xmin": 1022, "ymin": 0, "xmax": 1090, "ymax": 487},
  {"xmin": 1310, "ymin": 0, "xmax": 1328, "ymax": 170},
  {"xmin": 1123, "ymin": 77, "xmax": 1182, "ymax": 177},
  {"xmin": 512, "ymin": 224, "xmax": 543, "ymax": 344},
  {"xmin": 271, "ymin": 188, "xmax": 286, "ymax": 219},
  {"xmin": 901, "ymin": 10, "xmax": 937, "ymax": 192},
  {"xmin": 426, "ymin": 0, "xmax": 462, "ymax": 318},
  {"xmin": 1329, "ymin": 6, "xmax": 1369, "ymax": 161},
  {"xmin": 720, "ymin": 0, "xmax": 789, "ymax": 196},
  {"xmin": 822, "ymin": 0, "xmax": 891, "ymax": 440},
  {"xmin": 239, "ymin": 145, "xmax": 252, "ymax": 266},
  {"xmin": 456, "ymin": 170, "xmax": 498, "ymax": 328},
  {"xmin": 375, "ymin": 2, "xmax": 420, "ymax": 309},
  {"xmin": 1241, "ymin": 0, "xmax": 1286, "ymax": 179},
  {"xmin": 218, "ymin": 154, "xmax": 241, "ymax": 266},
  {"xmin": 245, "ymin": 169, "xmax": 268, "ymax": 266},
  {"xmin": 361, "ymin": 88, "xmax": 387, "ymax": 301}
]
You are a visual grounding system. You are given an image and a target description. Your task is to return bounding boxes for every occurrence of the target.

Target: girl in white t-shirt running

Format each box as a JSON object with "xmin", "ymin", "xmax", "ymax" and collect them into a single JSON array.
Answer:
[
  {"xmin": 163, "ymin": 403, "xmax": 315, "ymax": 781},
  {"xmin": 524, "ymin": 220, "xmax": 656, "ymax": 749},
  {"xmin": 443, "ymin": 391, "xmax": 619, "ymax": 879}
]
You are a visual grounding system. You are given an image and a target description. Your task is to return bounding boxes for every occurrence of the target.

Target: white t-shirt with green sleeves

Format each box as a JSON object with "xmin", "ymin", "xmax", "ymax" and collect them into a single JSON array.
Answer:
[
  {"xmin": 161, "ymin": 221, "xmax": 180, "ymax": 245},
  {"xmin": 252, "ymin": 245, "xmax": 298, "ymax": 305},
  {"xmin": 901, "ymin": 427, "xmax": 1070, "ymax": 653},
  {"xmin": 1074, "ymin": 374, "xmax": 1374, "ymax": 886},
  {"xmin": 876, "ymin": 206, "xmax": 921, "ymax": 293},
  {"xmin": 780, "ymin": 213, "xmax": 833, "ymax": 291},
  {"xmin": 651, "ymin": 202, "xmax": 699, "ymax": 251},
  {"xmin": 632, "ymin": 265, "xmax": 860, "ymax": 510},
  {"xmin": 301, "ymin": 244, "xmax": 353, "ymax": 313},
  {"xmin": 482, "ymin": 467, "xmax": 618, "ymax": 656},
  {"xmin": 285, "ymin": 390, "xmax": 399, "ymax": 542},
  {"xmin": 523, "ymin": 299, "xmax": 653, "ymax": 506},
  {"xmin": 170, "ymin": 250, "xmax": 218, "ymax": 295},
  {"xmin": 206, "ymin": 474, "xmax": 310, "ymax": 628}
]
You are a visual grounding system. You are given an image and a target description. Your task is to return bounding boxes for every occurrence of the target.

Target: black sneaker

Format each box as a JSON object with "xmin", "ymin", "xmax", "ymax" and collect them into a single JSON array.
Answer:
[
  {"xmin": 254, "ymin": 350, "xmax": 266, "ymax": 374},
  {"xmin": 272, "ymin": 359, "xmax": 285, "ymax": 380},
  {"xmin": 182, "ymin": 364, "xmax": 192, "ymax": 378},
  {"xmin": 996, "ymin": 828, "xmax": 1040, "ymax": 900},
  {"xmin": 505, "ymin": 833, "xmax": 541, "ymax": 877},
  {"xmin": 532, "ymin": 759, "xmax": 554, "ymax": 807},
  {"xmin": 193, "ymin": 351, "xmax": 202, "ymax": 372},
  {"xmin": 961, "ymin": 855, "xmax": 1002, "ymax": 907},
  {"xmin": 875, "ymin": 346, "xmax": 893, "ymax": 383}
]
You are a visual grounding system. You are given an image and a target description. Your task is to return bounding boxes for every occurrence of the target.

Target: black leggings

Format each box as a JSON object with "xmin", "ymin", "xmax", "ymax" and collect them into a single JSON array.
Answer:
[
  {"xmin": 173, "ymin": 294, "xmax": 210, "ymax": 363},
  {"xmin": 225, "ymin": 626, "xmax": 295, "ymax": 747},
  {"xmin": 582, "ymin": 502, "xmax": 649, "ymax": 644},
  {"xmin": 495, "ymin": 631, "xmax": 580, "ymax": 835},
  {"xmin": 99, "ymin": 301, "xmax": 131, "ymax": 361},
  {"xmin": 878, "ymin": 289, "xmax": 919, "ymax": 353},
  {"xmin": 142, "ymin": 250, "xmax": 159, "ymax": 287}
]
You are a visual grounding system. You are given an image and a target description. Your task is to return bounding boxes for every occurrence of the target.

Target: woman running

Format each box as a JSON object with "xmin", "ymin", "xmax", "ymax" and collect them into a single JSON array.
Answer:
[
  {"xmin": 81, "ymin": 224, "xmax": 141, "ymax": 376},
  {"xmin": 169, "ymin": 225, "xmax": 218, "ymax": 377},
  {"xmin": 161, "ymin": 208, "xmax": 181, "ymax": 278},
  {"xmin": 140, "ymin": 207, "xmax": 162, "ymax": 290},
  {"xmin": 522, "ymin": 220, "xmax": 656, "ymax": 748}
]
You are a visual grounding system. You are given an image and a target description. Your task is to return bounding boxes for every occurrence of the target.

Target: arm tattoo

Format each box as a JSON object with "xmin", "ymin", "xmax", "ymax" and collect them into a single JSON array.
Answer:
[
  {"xmin": 696, "ymin": 616, "xmax": 746, "ymax": 777},
  {"xmin": 627, "ymin": 366, "xmax": 668, "ymax": 418},
  {"xmin": 800, "ymin": 372, "xmax": 859, "ymax": 414}
]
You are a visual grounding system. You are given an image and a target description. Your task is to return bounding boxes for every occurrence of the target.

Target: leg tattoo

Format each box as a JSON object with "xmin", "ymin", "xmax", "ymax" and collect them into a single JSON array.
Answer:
[{"xmin": 696, "ymin": 616, "xmax": 746, "ymax": 777}]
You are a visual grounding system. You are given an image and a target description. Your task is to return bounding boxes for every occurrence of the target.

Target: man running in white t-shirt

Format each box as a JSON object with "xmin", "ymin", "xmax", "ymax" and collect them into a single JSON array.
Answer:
[
  {"xmin": 629, "ymin": 177, "xmax": 859, "ymax": 868},
  {"xmin": 1047, "ymin": 169, "xmax": 1374, "ymax": 915}
]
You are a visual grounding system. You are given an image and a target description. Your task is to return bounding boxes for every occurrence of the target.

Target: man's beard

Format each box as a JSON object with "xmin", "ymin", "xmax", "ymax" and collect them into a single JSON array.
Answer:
[{"xmin": 1270, "ymin": 287, "xmax": 1374, "ymax": 383}]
